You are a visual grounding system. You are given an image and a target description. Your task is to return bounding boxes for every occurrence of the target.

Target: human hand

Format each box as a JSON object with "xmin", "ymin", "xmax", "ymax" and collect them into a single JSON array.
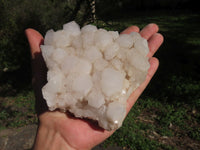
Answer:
[{"xmin": 25, "ymin": 23, "xmax": 163, "ymax": 150}]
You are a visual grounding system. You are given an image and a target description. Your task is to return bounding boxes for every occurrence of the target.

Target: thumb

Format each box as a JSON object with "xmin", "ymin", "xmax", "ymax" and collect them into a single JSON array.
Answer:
[
  {"xmin": 25, "ymin": 28, "xmax": 48, "ymax": 116},
  {"xmin": 25, "ymin": 28, "xmax": 44, "ymax": 59}
]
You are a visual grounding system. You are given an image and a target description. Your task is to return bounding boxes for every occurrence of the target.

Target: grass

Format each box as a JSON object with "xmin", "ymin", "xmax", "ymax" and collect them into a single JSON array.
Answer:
[
  {"xmin": 0, "ymin": 10, "xmax": 200, "ymax": 149},
  {"xmin": 0, "ymin": 91, "xmax": 37, "ymax": 129},
  {"xmin": 104, "ymin": 98, "xmax": 173, "ymax": 149},
  {"xmin": 98, "ymin": 10, "xmax": 200, "ymax": 149},
  {"xmin": 103, "ymin": 96, "xmax": 199, "ymax": 149}
]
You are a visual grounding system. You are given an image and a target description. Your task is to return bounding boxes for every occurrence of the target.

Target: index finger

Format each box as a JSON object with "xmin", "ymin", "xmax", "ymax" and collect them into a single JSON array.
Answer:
[{"xmin": 121, "ymin": 25, "xmax": 140, "ymax": 34}]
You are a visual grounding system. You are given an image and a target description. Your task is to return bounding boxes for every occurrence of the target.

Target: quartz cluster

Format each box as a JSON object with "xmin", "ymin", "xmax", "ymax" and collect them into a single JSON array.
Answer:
[{"xmin": 41, "ymin": 21, "xmax": 150, "ymax": 130}]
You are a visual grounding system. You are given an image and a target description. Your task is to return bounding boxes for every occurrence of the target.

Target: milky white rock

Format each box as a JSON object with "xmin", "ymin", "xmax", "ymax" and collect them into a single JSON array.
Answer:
[
  {"xmin": 52, "ymin": 48, "xmax": 68, "ymax": 64},
  {"xmin": 44, "ymin": 29, "xmax": 54, "ymax": 45},
  {"xmin": 127, "ymin": 48, "xmax": 150, "ymax": 72},
  {"xmin": 106, "ymin": 101, "xmax": 126, "ymax": 129},
  {"xmin": 116, "ymin": 34, "xmax": 134, "ymax": 48},
  {"xmin": 130, "ymin": 32, "xmax": 149, "ymax": 56},
  {"xmin": 104, "ymin": 43, "xmax": 119, "ymax": 60},
  {"xmin": 63, "ymin": 21, "xmax": 81, "ymax": 36},
  {"xmin": 95, "ymin": 29, "xmax": 113, "ymax": 51},
  {"xmin": 81, "ymin": 24, "xmax": 97, "ymax": 33},
  {"xmin": 41, "ymin": 21, "xmax": 150, "ymax": 130},
  {"xmin": 100, "ymin": 68, "xmax": 124, "ymax": 97},
  {"xmin": 87, "ymin": 90, "xmax": 105, "ymax": 108},
  {"xmin": 84, "ymin": 46, "xmax": 102, "ymax": 62},
  {"xmin": 54, "ymin": 30, "xmax": 71, "ymax": 48},
  {"xmin": 72, "ymin": 74, "xmax": 93, "ymax": 96}
]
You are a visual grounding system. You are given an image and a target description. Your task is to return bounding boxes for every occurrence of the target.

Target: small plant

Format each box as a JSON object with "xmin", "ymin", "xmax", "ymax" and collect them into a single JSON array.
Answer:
[{"xmin": 188, "ymin": 128, "xmax": 200, "ymax": 141}]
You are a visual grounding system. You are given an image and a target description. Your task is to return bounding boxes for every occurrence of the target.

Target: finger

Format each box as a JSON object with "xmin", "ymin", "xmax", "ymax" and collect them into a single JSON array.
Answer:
[
  {"xmin": 25, "ymin": 28, "xmax": 44, "ymax": 59},
  {"xmin": 121, "ymin": 25, "xmax": 140, "ymax": 34},
  {"xmin": 25, "ymin": 28, "xmax": 48, "ymax": 115},
  {"xmin": 140, "ymin": 23, "xmax": 159, "ymax": 40},
  {"xmin": 25, "ymin": 28, "xmax": 46, "ymax": 78},
  {"xmin": 126, "ymin": 57, "xmax": 159, "ymax": 112},
  {"xmin": 147, "ymin": 33, "xmax": 164, "ymax": 58}
]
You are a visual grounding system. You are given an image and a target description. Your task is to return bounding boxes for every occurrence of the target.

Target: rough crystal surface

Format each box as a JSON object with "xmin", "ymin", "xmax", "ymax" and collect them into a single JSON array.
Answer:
[{"xmin": 41, "ymin": 21, "xmax": 150, "ymax": 130}]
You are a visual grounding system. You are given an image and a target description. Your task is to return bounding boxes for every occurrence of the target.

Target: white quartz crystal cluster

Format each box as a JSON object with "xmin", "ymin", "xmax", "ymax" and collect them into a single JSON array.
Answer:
[{"xmin": 41, "ymin": 21, "xmax": 150, "ymax": 130}]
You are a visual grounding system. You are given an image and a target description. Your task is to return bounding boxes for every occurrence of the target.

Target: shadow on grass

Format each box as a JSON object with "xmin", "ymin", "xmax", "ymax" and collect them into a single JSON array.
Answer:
[{"xmin": 143, "ymin": 12, "xmax": 200, "ymax": 106}]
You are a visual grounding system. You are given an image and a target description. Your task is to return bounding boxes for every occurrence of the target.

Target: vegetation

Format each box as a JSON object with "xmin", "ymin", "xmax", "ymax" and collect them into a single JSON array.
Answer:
[
  {"xmin": 0, "ymin": 91, "xmax": 36, "ymax": 130},
  {"xmin": 0, "ymin": 0, "xmax": 199, "ymax": 149}
]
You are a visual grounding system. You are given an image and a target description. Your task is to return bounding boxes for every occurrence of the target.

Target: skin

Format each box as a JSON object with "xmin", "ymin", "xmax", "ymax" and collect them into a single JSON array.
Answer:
[{"xmin": 25, "ymin": 23, "xmax": 164, "ymax": 150}]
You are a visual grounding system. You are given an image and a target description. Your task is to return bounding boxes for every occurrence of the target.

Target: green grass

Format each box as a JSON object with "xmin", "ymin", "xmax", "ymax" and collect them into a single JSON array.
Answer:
[
  {"xmin": 0, "ymin": 91, "xmax": 37, "ymax": 129},
  {"xmin": 100, "ymin": 10, "xmax": 200, "ymax": 149},
  {"xmin": 103, "ymin": 98, "xmax": 174, "ymax": 149},
  {"xmin": 104, "ymin": 96, "xmax": 199, "ymax": 149}
]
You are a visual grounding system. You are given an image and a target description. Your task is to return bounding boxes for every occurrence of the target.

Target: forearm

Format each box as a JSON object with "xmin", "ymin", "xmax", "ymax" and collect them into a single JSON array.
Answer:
[{"xmin": 33, "ymin": 124, "xmax": 76, "ymax": 150}]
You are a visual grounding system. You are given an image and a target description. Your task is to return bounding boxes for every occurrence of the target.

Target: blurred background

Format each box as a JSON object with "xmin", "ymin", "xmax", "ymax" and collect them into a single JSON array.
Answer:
[{"xmin": 0, "ymin": 0, "xmax": 199, "ymax": 149}]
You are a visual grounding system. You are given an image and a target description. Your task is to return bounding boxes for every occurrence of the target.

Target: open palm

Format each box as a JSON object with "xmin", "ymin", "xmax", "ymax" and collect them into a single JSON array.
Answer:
[{"xmin": 25, "ymin": 23, "xmax": 163, "ymax": 150}]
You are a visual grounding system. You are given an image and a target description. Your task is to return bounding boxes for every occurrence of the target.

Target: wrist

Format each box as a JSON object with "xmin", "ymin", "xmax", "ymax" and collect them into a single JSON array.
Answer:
[{"xmin": 33, "ymin": 113, "xmax": 76, "ymax": 150}]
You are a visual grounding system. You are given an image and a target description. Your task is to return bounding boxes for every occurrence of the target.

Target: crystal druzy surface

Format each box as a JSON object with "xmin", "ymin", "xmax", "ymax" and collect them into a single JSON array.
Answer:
[{"xmin": 41, "ymin": 21, "xmax": 150, "ymax": 130}]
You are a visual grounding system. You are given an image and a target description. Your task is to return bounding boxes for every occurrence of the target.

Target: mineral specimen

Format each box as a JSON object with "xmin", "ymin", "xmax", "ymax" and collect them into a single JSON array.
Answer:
[{"xmin": 41, "ymin": 21, "xmax": 150, "ymax": 130}]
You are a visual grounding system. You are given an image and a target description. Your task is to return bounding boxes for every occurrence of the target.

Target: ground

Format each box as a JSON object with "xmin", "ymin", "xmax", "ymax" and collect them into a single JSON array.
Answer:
[{"xmin": 0, "ymin": 125, "xmax": 37, "ymax": 150}]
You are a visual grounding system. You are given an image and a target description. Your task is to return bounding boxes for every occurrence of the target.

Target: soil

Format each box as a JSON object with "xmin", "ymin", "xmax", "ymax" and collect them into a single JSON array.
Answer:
[{"xmin": 0, "ymin": 125, "xmax": 37, "ymax": 150}]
